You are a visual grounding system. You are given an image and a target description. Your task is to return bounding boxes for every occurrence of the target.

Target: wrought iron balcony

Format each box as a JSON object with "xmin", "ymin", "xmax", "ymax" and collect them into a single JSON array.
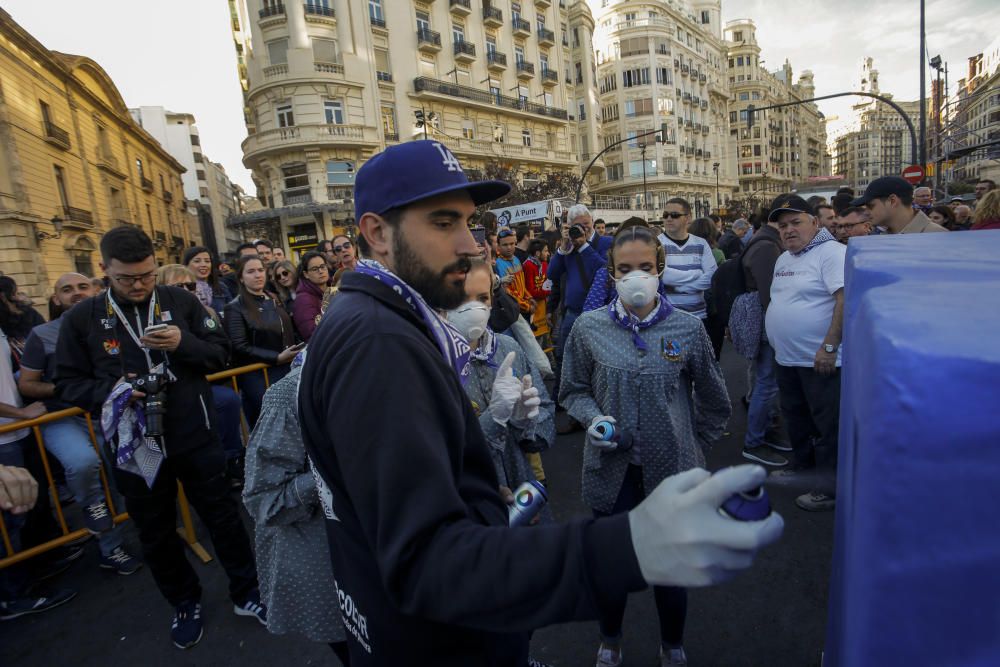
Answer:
[
  {"xmin": 163, "ymin": 190, "xmax": 174, "ymax": 203},
  {"xmin": 370, "ymin": 15, "xmax": 386, "ymax": 29},
  {"xmin": 140, "ymin": 176, "xmax": 154, "ymax": 192},
  {"xmin": 62, "ymin": 206, "xmax": 94, "ymax": 226},
  {"xmin": 303, "ymin": 3, "xmax": 334, "ymax": 17},
  {"xmin": 417, "ymin": 28, "xmax": 442, "ymax": 51},
  {"xmin": 516, "ymin": 61, "xmax": 535, "ymax": 78},
  {"xmin": 541, "ymin": 69, "xmax": 558, "ymax": 85},
  {"xmin": 377, "ymin": 70, "xmax": 393, "ymax": 83},
  {"xmin": 259, "ymin": 4, "xmax": 285, "ymax": 19},
  {"xmin": 413, "ymin": 76, "xmax": 567, "ymax": 120},
  {"xmin": 483, "ymin": 6, "xmax": 503, "ymax": 26},
  {"xmin": 453, "ymin": 41, "xmax": 476, "ymax": 62},
  {"xmin": 44, "ymin": 121, "xmax": 70, "ymax": 150},
  {"xmin": 512, "ymin": 17, "xmax": 530, "ymax": 36},
  {"xmin": 487, "ymin": 51, "xmax": 507, "ymax": 70},
  {"xmin": 449, "ymin": 0, "xmax": 472, "ymax": 15},
  {"xmin": 537, "ymin": 28, "xmax": 555, "ymax": 45}
]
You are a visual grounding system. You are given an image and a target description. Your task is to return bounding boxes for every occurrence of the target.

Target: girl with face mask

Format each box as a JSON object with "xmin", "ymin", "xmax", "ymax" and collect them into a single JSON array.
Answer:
[
  {"xmin": 445, "ymin": 260, "xmax": 556, "ymax": 514},
  {"xmin": 558, "ymin": 225, "xmax": 732, "ymax": 667}
]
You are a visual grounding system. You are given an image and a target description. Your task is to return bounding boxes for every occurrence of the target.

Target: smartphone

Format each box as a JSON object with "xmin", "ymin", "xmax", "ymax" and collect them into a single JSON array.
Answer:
[
  {"xmin": 471, "ymin": 227, "xmax": 486, "ymax": 245},
  {"xmin": 287, "ymin": 342, "xmax": 306, "ymax": 352},
  {"xmin": 143, "ymin": 323, "xmax": 170, "ymax": 336}
]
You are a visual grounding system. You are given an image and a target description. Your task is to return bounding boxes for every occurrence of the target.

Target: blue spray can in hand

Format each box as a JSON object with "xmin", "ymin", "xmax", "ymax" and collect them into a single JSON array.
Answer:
[
  {"xmin": 592, "ymin": 420, "xmax": 635, "ymax": 452},
  {"xmin": 719, "ymin": 485, "xmax": 772, "ymax": 522},
  {"xmin": 508, "ymin": 480, "xmax": 548, "ymax": 527}
]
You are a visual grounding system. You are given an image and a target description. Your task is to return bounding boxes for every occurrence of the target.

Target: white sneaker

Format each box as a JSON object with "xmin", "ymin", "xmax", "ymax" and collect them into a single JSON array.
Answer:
[
  {"xmin": 660, "ymin": 646, "xmax": 688, "ymax": 666},
  {"xmin": 595, "ymin": 642, "xmax": 623, "ymax": 667}
]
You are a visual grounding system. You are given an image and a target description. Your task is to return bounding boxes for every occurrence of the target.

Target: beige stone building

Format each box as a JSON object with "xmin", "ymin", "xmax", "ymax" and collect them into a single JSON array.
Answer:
[
  {"xmin": 0, "ymin": 9, "xmax": 197, "ymax": 303},
  {"xmin": 230, "ymin": 0, "xmax": 579, "ymax": 256},
  {"xmin": 948, "ymin": 36, "xmax": 1000, "ymax": 187},
  {"xmin": 724, "ymin": 18, "xmax": 828, "ymax": 209},
  {"xmin": 586, "ymin": 0, "xmax": 738, "ymax": 217},
  {"xmin": 831, "ymin": 58, "xmax": 921, "ymax": 193}
]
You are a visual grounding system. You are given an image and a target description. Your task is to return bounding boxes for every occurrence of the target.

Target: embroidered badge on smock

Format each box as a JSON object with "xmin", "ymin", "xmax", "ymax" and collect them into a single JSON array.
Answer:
[
  {"xmin": 661, "ymin": 338, "xmax": 682, "ymax": 362},
  {"xmin": 471, "ymin": 399, "xmax": 481, "ymax": 416},
  {"xmin": 103, "ymin": 339, "xmax": 121, "ymax": 356}
]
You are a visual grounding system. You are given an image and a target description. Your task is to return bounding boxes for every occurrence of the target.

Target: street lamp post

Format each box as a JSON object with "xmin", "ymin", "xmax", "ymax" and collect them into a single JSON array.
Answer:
[
  {"xmin": 575, "ymin": 126, "xmax": 666, "ymax": 203},
  {"xmin": 712, "ymin": 162, "xmax": 720, "ymax": 212},
  {"xmin": 640, "ymin": 142, "xmax": 649, "ymax": 216}
]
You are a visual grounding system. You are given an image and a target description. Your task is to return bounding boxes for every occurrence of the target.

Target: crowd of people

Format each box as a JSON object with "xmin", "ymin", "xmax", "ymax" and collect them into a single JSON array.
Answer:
[{"xmin": 1, "ymin": 135, "xmax": 995, "ymax": 666}]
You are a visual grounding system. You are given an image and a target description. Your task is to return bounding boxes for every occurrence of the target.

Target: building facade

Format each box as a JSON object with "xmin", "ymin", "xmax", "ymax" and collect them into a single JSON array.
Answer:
[
  {"xmin": 724, "ymin": 18, "xmax": 828, "ymax": 209},
  {"xmin": 0, "ymin": 9, "xmax": 198, "ymax": 303},
  {"xmin": 230, "ymin": 0, "xmax": 580, "ymax": 256},
  {"xmin": 830, "ymin": 58, "xmax": 921, "ymax": 193},
  {"xmin": 948, "ymin": 35, "xmax": 1000, "ymax": 187},
  {"xmin": 585, "ymin": 0, "xmax": 737, "ymax": 217},
  {"xmin": 130, "ymin": 106, "xmax": 245, "ymax": 255}
]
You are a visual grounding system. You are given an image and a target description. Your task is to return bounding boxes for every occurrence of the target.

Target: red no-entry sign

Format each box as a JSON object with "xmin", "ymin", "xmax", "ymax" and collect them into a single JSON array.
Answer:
[{"xmin": 901, "ymin": 165, "xmax": 925, "ymax": 185}]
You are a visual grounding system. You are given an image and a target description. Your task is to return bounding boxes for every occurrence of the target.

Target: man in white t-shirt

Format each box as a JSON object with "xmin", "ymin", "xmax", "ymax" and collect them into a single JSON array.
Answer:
[{"xmin": 764, "ymin": 195, "xmax": 846, "ymax": 512}]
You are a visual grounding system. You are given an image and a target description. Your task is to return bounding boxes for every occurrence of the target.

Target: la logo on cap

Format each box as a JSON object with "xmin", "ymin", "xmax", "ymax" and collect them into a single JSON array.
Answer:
[{"xmin": 433, "ymin": 142, "xmax": 463, "ymax": 173}]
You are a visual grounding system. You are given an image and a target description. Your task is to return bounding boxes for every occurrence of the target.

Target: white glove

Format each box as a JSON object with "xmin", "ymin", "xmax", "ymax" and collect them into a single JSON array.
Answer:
[
  {"xmin": 489, "ymin": 352, "xmax": 521, "ymax": 426},
  {"xmin": 628, "ymin": 465, "xmax": 784, "ymax": 587},
  {"xmin": 586, "ymin": 415, "xmax": 619, "ymax": 451},
  {"xmin": 510, "ymin": 375, "xmax": 541, "ymax": 428}
]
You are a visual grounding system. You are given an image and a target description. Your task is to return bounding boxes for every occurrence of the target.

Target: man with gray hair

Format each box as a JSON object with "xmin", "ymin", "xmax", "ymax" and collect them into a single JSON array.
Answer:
[
  {"xmin": 913, "ymin": 187, "xmax": 933, "ymax": 212},
  {"xmin": 565, "ymin": 203, "xmax": 612, "ymax": 260},
  {"xmin": 718, "ymin": 219, "xmax": 751, "ymax": 259}
]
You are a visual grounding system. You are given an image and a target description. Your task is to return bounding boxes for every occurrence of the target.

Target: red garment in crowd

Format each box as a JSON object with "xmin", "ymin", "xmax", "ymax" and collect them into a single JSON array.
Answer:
[
  {"xmin": 971, "ymin": 218, "xmax": 1000, "ymax": 230},
  {"xmin": 522, "ymin": 258, "xmax": 550, "ymax": 300}
]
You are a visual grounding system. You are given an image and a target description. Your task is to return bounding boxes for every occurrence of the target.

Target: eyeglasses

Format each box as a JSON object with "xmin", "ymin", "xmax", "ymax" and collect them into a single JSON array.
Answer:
[
  {"xmin": 110, "ymin": 271, "xmax": 156, "ymax": 287},
  {"xmin": 333, "ymin": 242, "xmax": 352, "ymax": 252},
  {"xmin": 662, "ymin": 212, "xmax": 686, "ymax": 220},
  {"xmin": 306, "ymin": 264, "xmax": 329, "ymax": 274},
  {"xmin": 177, "ymin": 282, "xmax": 197, "ymax": 292}
]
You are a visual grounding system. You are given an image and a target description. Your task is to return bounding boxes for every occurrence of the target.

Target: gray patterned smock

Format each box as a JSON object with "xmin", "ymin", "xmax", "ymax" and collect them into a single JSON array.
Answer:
[
  {"xmin": 243, "ymin": 366, "xmax": 345, "ymax": 643},
  {"xmin": 463, "ymin": 332, "xmax": 556, "ymax": 505},
  {"xmin": 559, "ymin": 307, "xmax": 731, "ymax": 513}
]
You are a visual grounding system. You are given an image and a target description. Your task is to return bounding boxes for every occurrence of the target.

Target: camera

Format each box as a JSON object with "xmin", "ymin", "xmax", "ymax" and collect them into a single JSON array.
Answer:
[
  {"xmin": 567, "ymin": 224, "xmax": 585, "ymax": 240},
  {"xmin": 130, "ymin": 372, "xmax": 170, "ymax": 438}
]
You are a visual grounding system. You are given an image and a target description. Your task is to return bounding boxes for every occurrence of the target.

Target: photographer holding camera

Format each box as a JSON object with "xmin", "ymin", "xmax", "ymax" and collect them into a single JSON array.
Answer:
[{"xmin": 55, "ymin": 227, "xmax": 265, "ymax": 650}]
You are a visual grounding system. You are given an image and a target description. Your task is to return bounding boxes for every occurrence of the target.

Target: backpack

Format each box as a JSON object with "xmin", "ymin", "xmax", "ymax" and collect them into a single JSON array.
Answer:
[{"xmin": 710, "ymin": 234, "xmax": 780, "ymax": 324}]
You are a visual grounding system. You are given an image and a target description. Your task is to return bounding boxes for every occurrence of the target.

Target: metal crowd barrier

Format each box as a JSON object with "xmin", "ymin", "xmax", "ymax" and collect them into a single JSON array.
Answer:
[{"xmin": 0, "ymin": 363, "xmax": 273, "ymax": 569}]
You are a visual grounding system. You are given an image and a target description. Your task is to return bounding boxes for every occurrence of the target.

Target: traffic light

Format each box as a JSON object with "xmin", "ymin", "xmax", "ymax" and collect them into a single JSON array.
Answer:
[
  {"xmin": 746, "ymin": 104, "xmax": 755, "ymax": 130},
  {"xmin": 659, "ymin": 122, "xmax": 669, "ymax": 143}
]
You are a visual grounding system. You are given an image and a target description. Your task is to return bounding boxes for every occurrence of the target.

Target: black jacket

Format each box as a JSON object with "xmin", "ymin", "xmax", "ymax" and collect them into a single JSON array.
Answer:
[
  {"xmin": 718, "ymin": 230, "xmax": 743, "ymax": 260},
  {"xmin": 298, "ymin": 271, "xmax": 645, "ymax": 666},
  {"xmin": 55, "ymin": 286, "xmax": 229, "ymax": 457},
  {"xmin": 740, "ymin": 225, "xmax": 783, "ymax": 310},
  {"xmin": 223, "ymin": 293, "xmax": 294, "ymax": 366}
]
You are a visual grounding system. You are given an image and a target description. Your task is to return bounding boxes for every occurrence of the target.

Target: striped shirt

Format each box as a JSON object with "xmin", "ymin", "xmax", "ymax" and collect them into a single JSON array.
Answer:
[{"xmin": 657, "ymin": 232, "xmax": 718, "ymax": 319}]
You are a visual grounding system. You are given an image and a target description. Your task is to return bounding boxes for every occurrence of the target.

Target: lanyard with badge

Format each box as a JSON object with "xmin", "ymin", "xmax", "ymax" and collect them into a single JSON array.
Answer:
[{"xmin": 105, "ymin": 289, "xmax": 176, "ymax": 382}]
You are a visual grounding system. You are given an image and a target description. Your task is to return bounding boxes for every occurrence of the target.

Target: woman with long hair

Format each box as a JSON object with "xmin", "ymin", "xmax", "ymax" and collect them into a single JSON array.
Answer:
[
  {"xmin": 927, "ymin": 204, "xmax": 956, "ymax": 230},
  {"xmin": 688, "ymin": 217, "xmax": 725, "ymax": 266},
  {"xmin": 560, "ymin": 225, "xmax": 731, "ymax": 667},
  {"xmin": 0, "ymin": 275, "xmax": 45, "ymax": 363},
  {"xmin": 183, "ymin": 246, "xmax": 232, "ymax": 314},
  {"xmin": 291, "ymin": 251, "xmax": 330, "ymax": 342},
  {"xmin": 223, "ymin": 256, "xmax": 302, "ymax": 428},
  {"xmin": 971, "ymin": 190, "xmax": 1000, "ymax": 230},
  {"xmin": 270, "ymin": 259, "xmax": 298, "ymax": 314}
]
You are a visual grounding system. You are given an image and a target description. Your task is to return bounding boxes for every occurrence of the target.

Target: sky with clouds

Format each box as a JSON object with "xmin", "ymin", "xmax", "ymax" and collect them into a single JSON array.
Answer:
[{"xmin": 5, "ymin": 0, "xmax": 999, "ymax": 189}]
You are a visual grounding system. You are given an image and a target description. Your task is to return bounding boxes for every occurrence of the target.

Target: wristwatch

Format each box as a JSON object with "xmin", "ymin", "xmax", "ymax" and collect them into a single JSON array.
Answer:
[{"xmin": 823, "ymin": 343, "xmax": 837, "ymax": 353}]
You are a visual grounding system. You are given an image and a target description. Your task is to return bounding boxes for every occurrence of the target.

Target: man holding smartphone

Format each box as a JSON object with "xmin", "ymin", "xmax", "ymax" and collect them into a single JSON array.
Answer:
[{"xmin": 55, "ymin": 226, "xmax": 265, "ymax": 650}]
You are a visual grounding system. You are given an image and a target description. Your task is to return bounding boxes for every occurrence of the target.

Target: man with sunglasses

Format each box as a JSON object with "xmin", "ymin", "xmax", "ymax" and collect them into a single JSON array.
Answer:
[
  {"xmin": 54, "ymin": 226, "xmax": 265, "ymax": 649},
  {"xmin": 658, "ymin": 198, "xmax": 717, "ymax": 321}
]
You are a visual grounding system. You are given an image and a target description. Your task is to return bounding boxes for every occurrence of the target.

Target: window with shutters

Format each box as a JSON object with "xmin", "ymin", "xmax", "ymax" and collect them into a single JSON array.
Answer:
[
  {"xmin": 267, "ymin": 39, "xmax": 288, "ymax": 65},
  {"xmin": 313, "ymin": 38, "xmax": 339, "ymax": 64}
]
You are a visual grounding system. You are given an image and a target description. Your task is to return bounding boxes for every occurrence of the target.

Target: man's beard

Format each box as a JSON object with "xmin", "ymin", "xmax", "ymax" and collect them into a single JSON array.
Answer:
[{"xmin": 392, "ymin": 230, "xmax": 470, "ymax": 310}]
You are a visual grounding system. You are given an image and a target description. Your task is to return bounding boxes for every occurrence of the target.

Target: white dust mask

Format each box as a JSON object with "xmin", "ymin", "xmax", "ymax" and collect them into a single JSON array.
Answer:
[
  {"xmin": 614, "ymin": 270, "xmax": 659, "ymax": 308},
  {"xmin": 445, "ymin": 301, "xmax": 490, "ymax": 343}
]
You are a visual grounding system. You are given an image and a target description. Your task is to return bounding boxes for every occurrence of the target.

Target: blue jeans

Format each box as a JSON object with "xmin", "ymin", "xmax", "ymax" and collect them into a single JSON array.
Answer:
[
  {"xmin": 41, "ymin": 418, "xmax": 124, "ymax": 556},
  {"xmin": 745, "ymin": 341, "xmax": 780, "ymax": 449},
  {"xmin": 211, "ymin": 385, "xmax": 244, "ymax": 460}
]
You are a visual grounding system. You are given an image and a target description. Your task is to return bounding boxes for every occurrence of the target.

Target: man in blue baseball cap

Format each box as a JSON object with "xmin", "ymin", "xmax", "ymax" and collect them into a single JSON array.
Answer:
[
  {"xmin": 851, "ymin": 176, "xmax": 947, "ymax": 234},
  {"xmin": 298, "ymin": 141, "xmax": 783, "ymax": 667}
]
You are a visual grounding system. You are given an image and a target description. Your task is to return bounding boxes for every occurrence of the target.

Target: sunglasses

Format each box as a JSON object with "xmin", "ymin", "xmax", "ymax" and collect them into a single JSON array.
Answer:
[
  {"xmin": 178, "ymin": 282, "xmax": 197, "ymax": 292},
  {"xmin": 663, "ymin": 212, "xmax": 686, "ymax": 220},
  {"xmin": 276, "ymin": 271, "xmax": 291, "ymax": 279},
  {"xmin": 333, "ymin": 242, "xmax": 352, "ymax": 252}
]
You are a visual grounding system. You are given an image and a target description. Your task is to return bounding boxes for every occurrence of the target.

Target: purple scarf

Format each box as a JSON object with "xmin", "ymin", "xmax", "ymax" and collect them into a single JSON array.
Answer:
[
  {"xmin": 607, "ymin": 295, "xmax": 673, "ymax": 351},
  {"xmin": 355, "ymin": 259, "xmax": 471, "ymax": 384},
  {"xmin": 794, "ymin": 227, "xmax": 837, "ymax": 256},
  {"xmin": 469, "ymin": 327, "xmax": 499, "ymax": 369}
]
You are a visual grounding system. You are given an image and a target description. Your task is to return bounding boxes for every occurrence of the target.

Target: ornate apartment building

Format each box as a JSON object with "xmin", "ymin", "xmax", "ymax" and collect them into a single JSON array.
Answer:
[
  {"xmin": 724, "ymin": 18, "xmax": 828, "ymax": 207},
  {"xmin": 230, "ymin": 0, "xmax": 580, "ymax": 254},
  {"xmin": 831, "ymin": 58, "xmax": 921, "ymax": 193},
  {"xmin": 586, "ymin": 0, "xmax": 737, "ymax": 217},
  {"xmin": 948, "ymin": 35, "xmax": 1000, "ymax": 186},
  {"xmin": 0, "ymin": 9, "xmax": 198, "ymax": 302}
]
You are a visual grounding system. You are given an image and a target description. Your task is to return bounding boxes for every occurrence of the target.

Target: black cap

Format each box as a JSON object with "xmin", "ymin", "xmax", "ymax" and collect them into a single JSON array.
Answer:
[
  {"xmin": 850, "ymin": 176, "xmax": 913, "ymax": 207},
  {"xmin": 767, "ymin": 194, "xmax": 815, "ymax": 222}
]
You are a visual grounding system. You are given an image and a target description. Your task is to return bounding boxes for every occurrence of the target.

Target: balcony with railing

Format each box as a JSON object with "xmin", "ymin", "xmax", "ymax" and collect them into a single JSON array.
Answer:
[
  {"xmin": 281, "ymin": 187, "xmax": 313, "ymax": 206},
  {"xmin": 417, "ymin": 28, "xmax": 442, "ymax": 52},
  {"xmin": 44, "ymin": 121, "xmax": 71, "ymax": 150},
  {"xmin": 304, "ymin": 3, "xmax": 334, "ymax": 17},
  {"xmin": 384, "ymin": 132, "xmax": 399, "ymax": 142},
  {"xmin": 516, "ymin": 61, "xmax": 535, "ymax": 79},
  {"xmin": 315, "ymin": 60, "xmax": 345, "ymax": 74},
  {"xmin": 377, "ymin": 71, "xmax": 393, "ymax": 83},
  {"xmin": 487, "ymin": 51, "xmax": 507, "ymax": 71},
  {"xmin": 412, "ymin": 76, "xmax": 568, "ymax": 121},
  {"xmin": 483, "ymin": 6, "xmax": 502, "ymax": 26},
  {"xmin": 259, "ymin": 3, "xmax": 286, "ymax": 25},
  {"xmin": 96, "ymin": 148, "xmax": 123, "ymax": 176},
  {"xmin": 535, "ymin": 0, "xmax": 551, "ymax": 7},
  {"xmin": 140, "ymin": 176, "xmax": 154, "ymax": 192},
  {"xmin": 62, "ymin": 206, "xmax": 94, "ymax": 227},
  {"xmin": 263, "ymin": 63, "xmax": 288, "ymax": 78},
  {"xmin": 370, "ymin": 15, "xmax": 386, "ymax": 30},
  {"xmin": 453, "ymin": 41, "xmax": 476, "ymax": 63},
  {"xmin": 163, "ymin": 190, "xmax": 174, "ymax": 203},
  {"xmin": 441, "ymin": 136, "xmax": 574, "ymax": 164},
  {"xmin": 541, "ymin": 68, "xmax": 558, "ymax": 85},
  {"xmin": 537, "ymin": 28, "xmax": 555, "ymax": 46},
  {"xmin": 449, "ymin": 0, "xmax": 472, "ymax": 15},
  {"xmin": 242, "ymin": 123, "xmax": 378, "ymax": 160},
  {"xmin": 512, "ymin": 17, "xmax": 531, "ymax": 37}
]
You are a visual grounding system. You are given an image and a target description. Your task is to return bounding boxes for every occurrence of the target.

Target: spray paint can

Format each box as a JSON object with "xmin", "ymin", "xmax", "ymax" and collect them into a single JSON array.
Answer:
[
  {"xmin": 592, "ymin": 420, "xmax": 635, "ymax": 452},
  {"xmin": 508, "ymin": 480, "xmax": 548, "ymax": 527},
  {"xmin": 719, "ymin": 486, "xmax": 772, "ymax": 522}
]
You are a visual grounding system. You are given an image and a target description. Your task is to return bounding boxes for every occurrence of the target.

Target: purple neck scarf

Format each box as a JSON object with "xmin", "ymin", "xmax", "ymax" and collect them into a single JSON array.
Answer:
[
  {"xmin": 469, "ymin": 327, "xmax": 499, "ymax": 369},
  {"xmin": 355, "ymin": 259, "xmax": 471, "ymax": 384},
  {"xmin": 794, "ymin": 227, "xmax": 837, "ymax": 256},
  {"xmin": 607, "ymin": 295, "xmax": 673, "ymax": 351}
]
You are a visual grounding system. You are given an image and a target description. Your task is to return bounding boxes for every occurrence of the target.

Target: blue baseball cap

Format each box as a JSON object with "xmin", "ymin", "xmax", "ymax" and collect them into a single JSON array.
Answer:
[{"xmin": 354, "ymin": 140, "xmax": 511, "ymax": 221}]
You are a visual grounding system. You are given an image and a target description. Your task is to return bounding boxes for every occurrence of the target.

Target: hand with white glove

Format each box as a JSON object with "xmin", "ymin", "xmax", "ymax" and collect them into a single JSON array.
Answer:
[
  {"xmin": 489, "ymin": 352, "xmax": 521, "ymax": 426},
  {"xmin": 510, "ymin": 375, "xmax": 541, "ymax": 428},
  {"xmin": 628, "ymin": 465, "xmax": 784, "ymax": 588},
  {"xmin": 586, "ymin": 415, "xmax": 619, "ymax": 451}
]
